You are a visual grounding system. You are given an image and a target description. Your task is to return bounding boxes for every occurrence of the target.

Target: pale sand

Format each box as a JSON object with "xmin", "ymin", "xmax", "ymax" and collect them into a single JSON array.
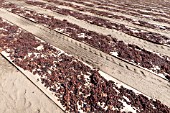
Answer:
[
  {"xmin": 0, "ymin": 8, "xmax": 170, "ymax": 107},
  {"xmin": 8, "ymin": 0, "xmax": 170, "ymax": 58},
  {"xmin": 0, "ymin": 0, "xmax": 170, "ymax": 111},
  {"xmin": 0, "ymin": 55, "xmax": 64, "ymax": 113}
]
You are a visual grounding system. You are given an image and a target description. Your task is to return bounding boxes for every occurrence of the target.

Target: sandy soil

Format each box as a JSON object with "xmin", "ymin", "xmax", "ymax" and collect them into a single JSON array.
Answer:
[
  {"xmin": 8, "ymin": 0, "xmax": 170, "ymax": 58},
  {"xmin": 0, "ymin": 8, "xmax": 170, "ymax": 107},
  {"xmin": 0, "ymin": 55, "xmax": 64, "ymax": 113},
  {"xmin": 60, "ymin": 0, "xmax": 170, "ymax": 27},
  {"xmin": 0, "ymin": 0, "xmax": 170, "ymax": 112}
]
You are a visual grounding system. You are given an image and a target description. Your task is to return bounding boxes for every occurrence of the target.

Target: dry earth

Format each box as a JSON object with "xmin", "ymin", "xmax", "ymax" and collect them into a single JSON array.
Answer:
[
  {"xmin": 0, "ymin": 55, "xmax": 64, "ymax": 113},
  {"xmin": 0, "ymin": 0, "xmax": 170, "ymax": 112}
]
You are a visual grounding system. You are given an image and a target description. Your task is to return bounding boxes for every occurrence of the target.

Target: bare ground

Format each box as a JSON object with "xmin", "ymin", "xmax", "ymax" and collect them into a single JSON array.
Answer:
[{"xmin": 0, "ymin": 55, "xmax": 64, "ymax": 113}]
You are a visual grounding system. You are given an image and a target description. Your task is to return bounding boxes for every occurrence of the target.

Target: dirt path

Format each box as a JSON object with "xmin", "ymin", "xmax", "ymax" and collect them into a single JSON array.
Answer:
[
  {"xmin": 59, "ymin": 0, "xmax": 170, "ymax": 27},
  {"xmin": 7, "ymin": 0, "xmax": 170, "ymax": 58},
  {"xmin": 0, "ymin": 55, "xmax": 64, "ymax": 113},
  {"xmin": 53, "ymin": 0, "xmax": 170, "ymax": 35},
  {"xmin": 0, "ymin": 8, "xmax": 170, "ymax": 107}
]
